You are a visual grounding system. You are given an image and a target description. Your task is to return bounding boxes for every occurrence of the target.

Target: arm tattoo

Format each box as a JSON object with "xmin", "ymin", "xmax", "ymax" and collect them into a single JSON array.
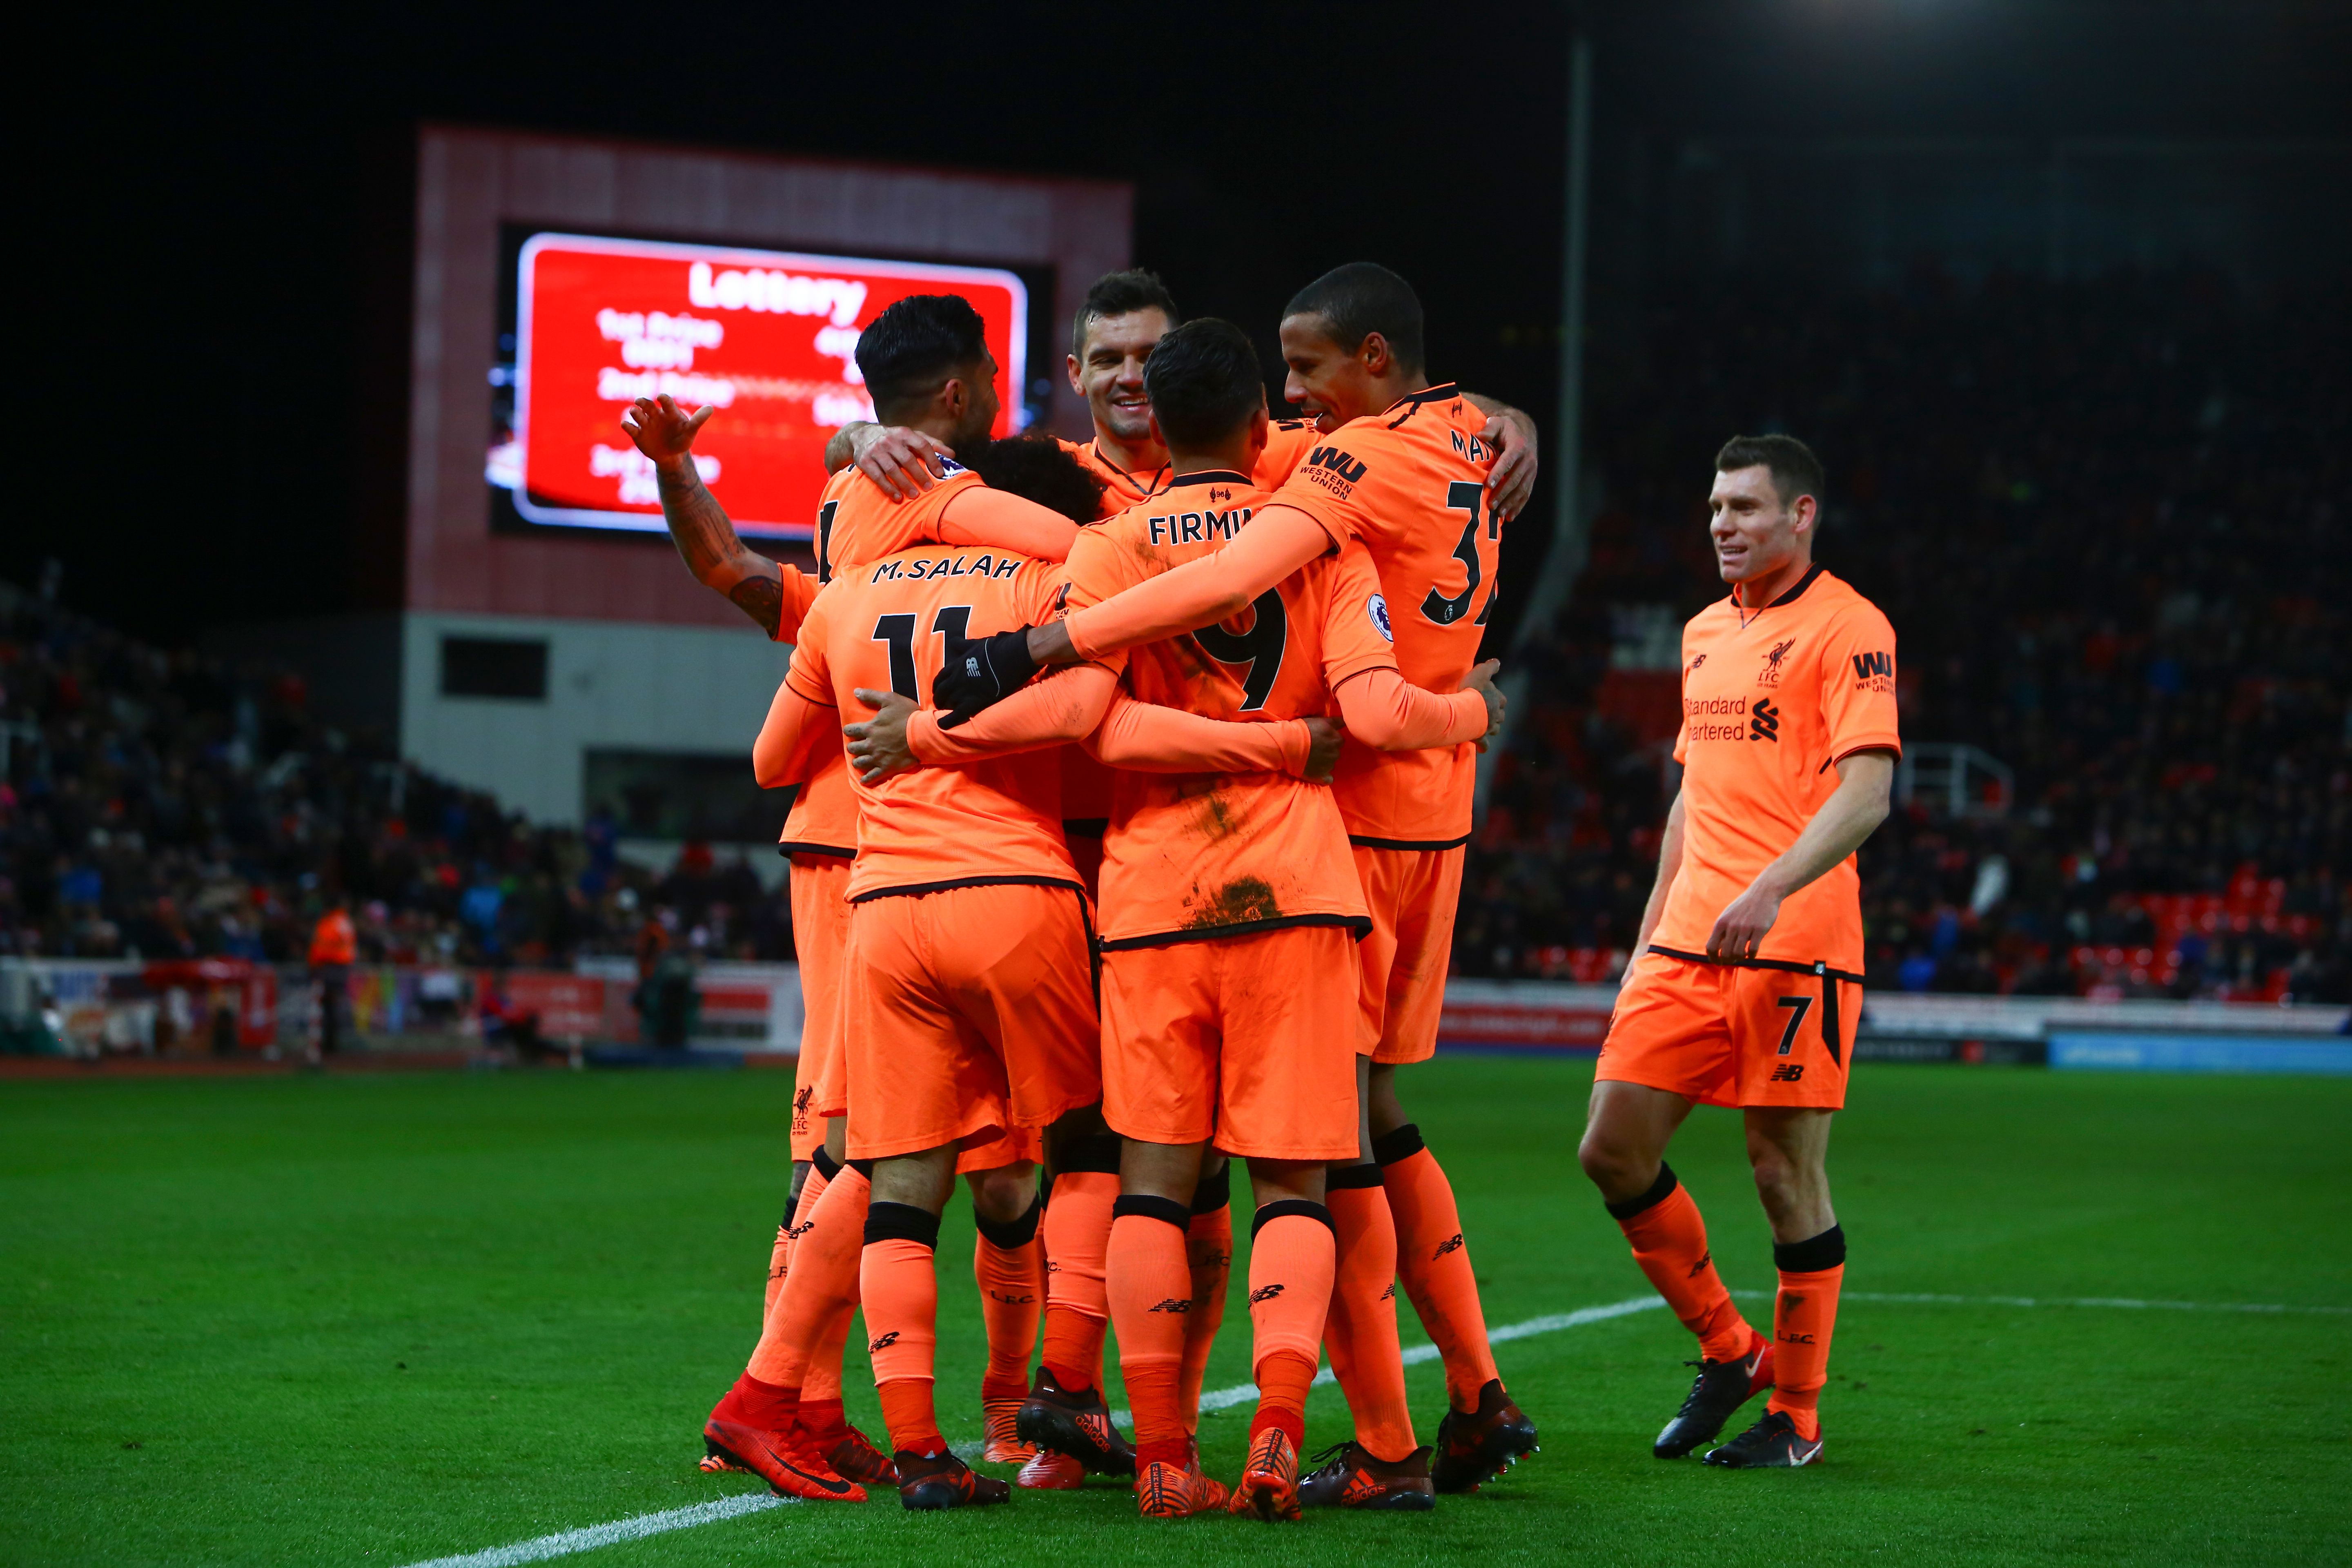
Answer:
[
  {"xmin": 727, "ymin": 575, "xmax": 785, "ymax": 639},
  {"xmin": 654, "ymin": 460, "xmax": 742, "ymax": 582}
]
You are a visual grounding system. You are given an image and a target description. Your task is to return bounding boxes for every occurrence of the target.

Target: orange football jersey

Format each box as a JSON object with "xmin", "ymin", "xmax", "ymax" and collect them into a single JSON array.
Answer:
[
  {"xmin": 780, "ymin": 464, "xmax": 984, "ymax": 858},
  {"xmin": 1056, "ymin": 437, "xmax": 1169, "ymax": 519},
  {"xmin": 1065, "ymin": 470, "xmax": 1392, "ymax": 948},
  {"xmin": 1267, "ymin": 384, "xmax": 1500, "ymax": 847},
  {"xmin": 1253, "ymin": 416, "xmax": 1321, "ymax": 488},
  {"xmin": 769, "ymin": 566, "xmax": 852, "ymax": 858},
  {"xmin": 784, "ymin": 545, "xmax": 1077, "ymax": 901},
  {"xmin": 1652, "ymin": 566, "xmax": 1901, "ymax": 973}
]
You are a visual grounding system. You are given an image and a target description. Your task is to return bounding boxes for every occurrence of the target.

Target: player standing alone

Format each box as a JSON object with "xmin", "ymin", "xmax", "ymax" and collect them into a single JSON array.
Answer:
[{"xmin": 1579, "ymin": 435, "xmax": 1898, "ymax": 1468}]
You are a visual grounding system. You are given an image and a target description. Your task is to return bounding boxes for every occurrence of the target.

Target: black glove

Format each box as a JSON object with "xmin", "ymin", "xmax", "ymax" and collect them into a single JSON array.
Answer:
[{"xmin": 932, "ymin": 626, "xmax": 1040, "ymax": 728}]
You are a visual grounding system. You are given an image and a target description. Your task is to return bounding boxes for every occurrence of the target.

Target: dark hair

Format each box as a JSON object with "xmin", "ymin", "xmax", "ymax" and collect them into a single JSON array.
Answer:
[
  {"xmin": 1714, "ymin": 434, "xmax": 1825, "ymax": 508},
  {"xmin": 1071, "ymin": 268, "xmax": 1179, "ymax": 356},
  {"xmin": 1282, "ymin": 261, "xmax": 1425, "ymax": 374},
  {"xmin": 958, "ymin": 436, "xmax": 1107, "ymax": 525},
  {"xmin": 1140, "ymin": 318, "xmax": 1262, "ymax": 451},
  {"xmin": 855, "ymin": 294, "xmax": 989, "ymax": 418}
]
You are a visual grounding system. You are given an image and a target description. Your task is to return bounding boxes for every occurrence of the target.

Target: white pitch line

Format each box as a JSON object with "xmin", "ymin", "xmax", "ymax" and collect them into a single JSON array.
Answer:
[
  {"xmin": 1141, "ymin": 1292, "xmax": 1666, "ymax": 1422},
  {"xmin": 396, "ymin": 1492, "xmax": 792, "ymax": 1568},
  {"xmin": 397, "ymin": 1285, "xmax": 2350, "ymax": 1568}
]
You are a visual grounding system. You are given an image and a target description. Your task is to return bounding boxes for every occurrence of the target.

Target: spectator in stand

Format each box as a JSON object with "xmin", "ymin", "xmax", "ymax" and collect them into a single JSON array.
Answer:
[
  {"xmin": 1477, "ymin": 269, "xmax": 2347, "ymax": 1002},
  {"xmin": 0, "ymin": 582, "xmax": 798, "ymax": 969},
  {"xmin": 307, "ymin": 899, "xmax": 356, "ymax": 1055}
]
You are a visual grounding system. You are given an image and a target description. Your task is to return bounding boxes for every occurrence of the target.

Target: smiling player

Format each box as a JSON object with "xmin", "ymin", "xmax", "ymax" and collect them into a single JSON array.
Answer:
[{"xmin": 1579, "ymin": 435, "xmax": 1898, "ymax": 1469}]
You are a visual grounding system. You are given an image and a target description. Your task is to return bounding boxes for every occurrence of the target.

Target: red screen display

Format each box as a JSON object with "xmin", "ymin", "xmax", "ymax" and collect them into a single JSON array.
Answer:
[{"xmin": 503, "ymin": 234, "xmax": 1027, "ymax": 539}]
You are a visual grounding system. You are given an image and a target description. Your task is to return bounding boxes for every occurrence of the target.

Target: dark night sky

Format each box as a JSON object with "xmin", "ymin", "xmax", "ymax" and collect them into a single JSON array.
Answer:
[{"xmin": 30, "ymin": 0, "xmax": 2346, "ymax": 643}]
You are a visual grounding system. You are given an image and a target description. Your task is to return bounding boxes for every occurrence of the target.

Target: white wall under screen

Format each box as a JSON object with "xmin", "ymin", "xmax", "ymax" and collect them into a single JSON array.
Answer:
[{"xmin": 399, "ymin": 611, "xmax": 793, "ymax": 827}]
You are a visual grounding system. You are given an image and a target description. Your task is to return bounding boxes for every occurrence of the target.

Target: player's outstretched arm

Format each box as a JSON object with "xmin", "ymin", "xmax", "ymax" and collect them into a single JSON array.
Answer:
[
  {"xmin": 1085, "ymin": 693, "xmax": 1338, "ymax": 782},
  {"xmin": 752, "ymin": 679, "xmax": 835, "ymax": 788},
  {"xmin": 936, "ymin": 486, "xmax": 1081, "ymax": 564},
  {"xmin": 843, "ymin": 665, "xmax": 1119, "ymax": 784},
  {"xmin": 1705, "ymin": 749, "xmax": 1897, "ymax": 961},
  {"xmin": 1333, "ymin": 660, "xmax": 1503, "ymax": 752},
  {"xmin": 1462, "ymin": 393, "xmax": 1539, "ymax": 523},
  {"xmin": 821, "ymin": 421, "xmax": 955, "ymax": 499},
  {"xmin": 621, "ymin": 394, "xmax": 814, "ymax": 639}
]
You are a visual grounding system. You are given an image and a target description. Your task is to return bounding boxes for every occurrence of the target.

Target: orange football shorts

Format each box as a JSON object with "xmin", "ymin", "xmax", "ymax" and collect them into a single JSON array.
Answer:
[
  {"xmin": 840, "ymin": 882, "xmax": 1100, "ymax": 1161},
  {"xmin": 1352, "ymin": 843, "xmax": 1466, "ymax": 1065},
  {"xmin": 786, "ymin": 852, "xmax": 853, "ymax": 1161},
  {"xmin": 1596, "ymin": 950, "xmax": 1858, "ymax": 1110},
  {"xmin": 1099, "ymin": 923, "xmax": 1360, "ymax": 1162}
]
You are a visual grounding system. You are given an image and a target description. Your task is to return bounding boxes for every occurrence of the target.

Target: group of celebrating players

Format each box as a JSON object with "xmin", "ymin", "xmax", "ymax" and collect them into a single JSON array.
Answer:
[{"xmin": 620, "ymin": 255, "xmax": 1899, "ymax": 1518}]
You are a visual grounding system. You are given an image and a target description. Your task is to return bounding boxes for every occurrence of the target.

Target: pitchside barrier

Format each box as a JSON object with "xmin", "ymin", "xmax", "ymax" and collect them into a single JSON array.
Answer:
[
  {"xmin": 0, "ymin": 956, "xmax": 803, "ymax": 1061},
  {"xmin": 6, "ymin": 958, "xmax": 2343, "ymax": 1073}
]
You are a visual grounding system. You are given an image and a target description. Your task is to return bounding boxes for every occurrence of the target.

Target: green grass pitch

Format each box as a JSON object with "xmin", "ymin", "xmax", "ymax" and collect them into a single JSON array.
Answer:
[{"xmin": 4, "ymin": 1058, "xmax": 2347, "ymax": 1566}]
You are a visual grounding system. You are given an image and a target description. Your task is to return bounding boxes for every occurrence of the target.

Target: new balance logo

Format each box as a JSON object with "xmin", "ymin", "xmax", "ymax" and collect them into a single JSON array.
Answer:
[
  {"xmin": 1750, "ymin": 699, "xmax": 1780, "ymax": 742},
  {"xmin": 1690, "ymin": 1250, "xmax": 1713, "ymax": 1278},
  {"xmin": 1148, "ymin": 1297, "xmax": 1193, "ymax": 1314},
  {"xmin": 1433, "ymin": 1232, "xmax": 1466, "ymax": 1260},
  {"xmin": 1770, "ymin": 1062, "xmax": 1806, "ymax": 1081},
  {"xmin": 1380, "ymin": 1283, "xmax": 1398, "ymax": 1302},
  {"xmin": 1249, "ymin": 1283, "xmax": 1285, "ymax": 1304},
  {"xmin": 867, "ymin": 1330, "xmax": 899, "ymax": 1352}
]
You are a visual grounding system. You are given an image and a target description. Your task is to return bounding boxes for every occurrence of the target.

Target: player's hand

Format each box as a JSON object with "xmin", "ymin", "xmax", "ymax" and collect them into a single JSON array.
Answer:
[
  {"xmin": 620, "ymin": 394, "xmax": 715, "ymax": 470},
  {"xmin": 844, "ymin": 689, "xmax": 920, "ymax": 783},
  {"xmin": 1479, "ymin": 406, "xmax": 1539, "ymax": 522},
  {"xmin": 1300, "ymin": 716, "xmax": 1343, "ymax": 783},
  {"xmin": 933, "ymin": 627, "xmax": 1040, "ymax": 728},
  {"xmin": 1706, "ymin": 878, "xmax": 1786, "ymax": 962},
  {"xmin": 852, "ymin": 423, "xmax": 955, "ymax": 501},
  {"xmin": 1460, "ymin": 659, "xmax": 1506, "ymax": 751}
]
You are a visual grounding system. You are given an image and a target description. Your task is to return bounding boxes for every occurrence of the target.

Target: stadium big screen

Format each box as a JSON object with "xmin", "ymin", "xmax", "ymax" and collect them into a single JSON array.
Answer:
[{"xmin": 487, "ymin": 233, "xmax": 1029, "ymax": 540}]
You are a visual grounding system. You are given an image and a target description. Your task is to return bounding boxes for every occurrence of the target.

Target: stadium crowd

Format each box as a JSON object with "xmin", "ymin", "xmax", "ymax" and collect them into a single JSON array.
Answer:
[
  {"xmin": 4, "ymin": 272, "xmax": 2342, "ymax": 1004},
  {"xmin": 0, "ymin": 585, "xmax": 793, "ymax": 967},
  {"xmin": 1468, "ymin": 269, "xmax": 2350, "ymax": 1002}
]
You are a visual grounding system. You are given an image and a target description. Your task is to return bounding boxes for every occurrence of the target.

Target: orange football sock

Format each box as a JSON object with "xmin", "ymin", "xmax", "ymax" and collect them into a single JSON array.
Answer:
[
  {"xmin": 1247, "ymin": 1204, "xmax": 1336, "ymax": 1448},
  {"xmin": 1040, "ymin": 1169, "xmax": 1117, "ymax": 1392},
  {"xmin": 1610, "ymin": 1165, "xmax": 1753, "ymax": 1363},
  {"xmin": 1325, "ymin": 1172, "xmax": 1417, "ymax": 1462},
  {"xmin": 861, "ymin": 1205, "xmax": 944, "ymax": 1456},
  {"xmin": 767, "ymin": 1159, "xmax": 828, "ymax": 1317},
  {"xmin": 974, "ymin": 1194, "xmax": 1045, "ymax": 1401},
  {"xmin": 1376, "ymin": 1128, "xmax": 1502, "ymax": 1412},
  {"xmin": 800, "ymin": 1294, "xmax": 853, "ymax": 1405},
  {"xmin": 1180, "ymin": 1196, "xmax": 1233, "ymax": 1430},
  {"xmin": 747, "ymin": 1163, "xmax": 867, "ymax": 1387},
  {"xmin": 1108, "ymin": 1201, "xmax": 1194, "ymax": 1466},
  {"xmin": 1765, "ymin": 1227, "xmax": 1846, "ymax": 1442},
  {"xmin": 875, "ymin": 1379, "xmax": 942, "ymax": 1459}
]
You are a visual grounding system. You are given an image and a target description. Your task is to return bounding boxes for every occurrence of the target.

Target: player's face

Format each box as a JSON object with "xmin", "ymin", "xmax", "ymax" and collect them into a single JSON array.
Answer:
[
  {"xmin": 1067, "ymin": 308, "xmax": 1169, "ymax": 445},
  {"xmin": 949, "ymin": 350, "xmax": 1003, "ymax": 450},
  {"xmin": 1278, "ymin": 314, "xmax": 1379, "ymax": 430},
  {"xmin": 1708, "ymin": 464, "xmax": 1802, "ymax": 584}
]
